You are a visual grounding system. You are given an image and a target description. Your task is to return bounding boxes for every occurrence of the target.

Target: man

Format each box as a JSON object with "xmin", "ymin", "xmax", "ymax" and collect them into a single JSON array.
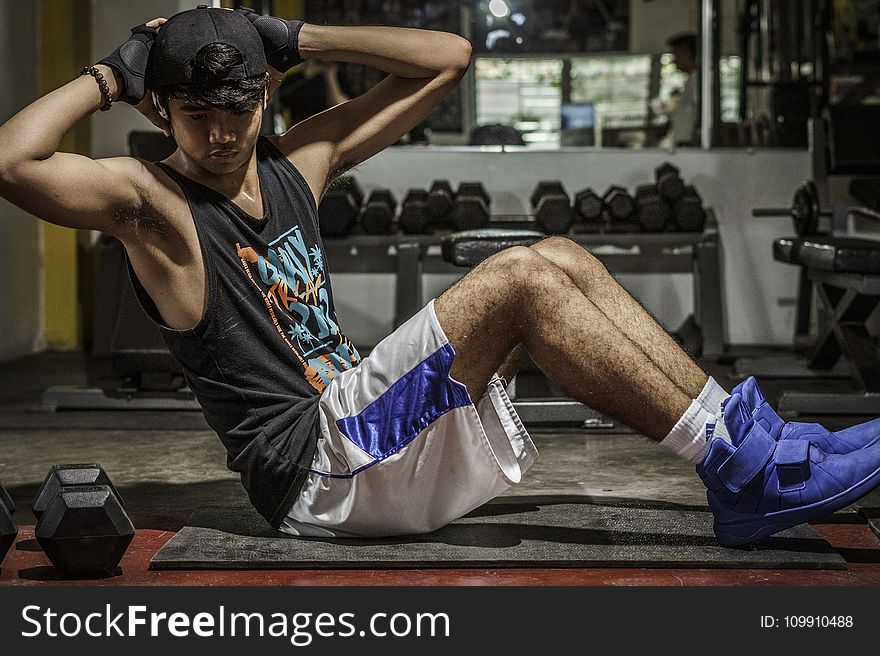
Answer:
[
  {"xmin": 1, "ymin": 7, "xmax": 879, "ymax": 545},
  {"xmin": 667, "ymin": 32, "xmax": 698, "ymax": 147}
]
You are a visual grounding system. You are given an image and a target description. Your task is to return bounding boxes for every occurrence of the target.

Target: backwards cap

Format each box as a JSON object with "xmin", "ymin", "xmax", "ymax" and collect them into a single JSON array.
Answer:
[{"xmin": 147, "ymin": 6, "xmax": 267, "ymax": 88}]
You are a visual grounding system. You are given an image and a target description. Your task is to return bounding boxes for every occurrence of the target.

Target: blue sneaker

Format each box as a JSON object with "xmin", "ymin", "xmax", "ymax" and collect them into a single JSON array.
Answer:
[
  {"xmin": 697, "ymin": 393, "xmax": 880, "ymax": 546},
  {"xmin": 729, "ymin": 376, "xmax": 880, "ymax": 454}
]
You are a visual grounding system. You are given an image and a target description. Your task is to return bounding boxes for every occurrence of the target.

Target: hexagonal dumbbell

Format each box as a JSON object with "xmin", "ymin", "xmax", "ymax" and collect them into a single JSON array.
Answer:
[
  {"xmin": 454, "ymin": 182, "xmax": 491, "ymax": 230},
  {"xmin": 427, "ymin": 180, "xmax": 456, "ymax": 228},
  {"xmin": 0, "ymin": 479, "xmax": 14, "ymax": 516},
  {"xmin": 33, "ymin": 464, "xmax": 125, "ymax": 520},
  {"xmin": 399, "ymin": 189, "xmax": 432, "ymax": 234},
  {"xmin": 655, "ymin": 162, "xmax": 686, "ymax": 203},
  {"xmin": 318, "ymin": 176, "xmax": 364, "ymax": 237},
  {"xmin": 531, "ymin": 181, "xmax": 574, "ymax": 234},
  {"xmin": 574, "ymin": 188, "xmax": 603, "ymax": 231},
  {"xmin": 360, "ymin": 189, "xmax": 398, "ymax": 235},
  {"xmin": 634, "ymin": 184, "xmax": 673, "ymax": 232},
  {"xmin": 1, "ymin": 502, "xmax": 15, "ymax": 570},
  {"xmin": 35, "ymin": 485, "xmax": 135, "ymax": 577},
  {"xmin": 602, "ymin": 186, "xmax": 637, "ymax": 232},
  {"xmin": 672, "ymin": 185, "xmax": 706, "ymax": 232}
]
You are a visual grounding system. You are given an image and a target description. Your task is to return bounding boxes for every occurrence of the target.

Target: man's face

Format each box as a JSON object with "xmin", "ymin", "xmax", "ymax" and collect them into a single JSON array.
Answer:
[{"xmin": 166, "ymin": 99, "xmax": 264, "ymax": 175}]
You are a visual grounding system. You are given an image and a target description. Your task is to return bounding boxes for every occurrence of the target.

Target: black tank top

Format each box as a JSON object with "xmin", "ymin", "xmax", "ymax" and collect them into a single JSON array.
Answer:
[{"xmin": 129, "ymin": 136, "xmax": 361, "ymax": 527}]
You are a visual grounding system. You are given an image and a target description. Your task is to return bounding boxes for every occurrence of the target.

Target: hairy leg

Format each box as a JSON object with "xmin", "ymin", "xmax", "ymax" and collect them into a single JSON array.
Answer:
[
  {"xmin": 434, "ymin": 246, "xmax": 693, "ymax": 441},
  {"xmin": 530, "ymin": 236, "xmax": 707, "ymax": 398}
]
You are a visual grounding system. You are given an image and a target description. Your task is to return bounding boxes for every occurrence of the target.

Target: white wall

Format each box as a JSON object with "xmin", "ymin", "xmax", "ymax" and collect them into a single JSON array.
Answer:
[
  {"xmin": 0, "ymin": 1, "xmax": 42, "ymax": 362},
  {"xmin": 341, "ymin": 146, "xmax": 811, "ymax": 347}
]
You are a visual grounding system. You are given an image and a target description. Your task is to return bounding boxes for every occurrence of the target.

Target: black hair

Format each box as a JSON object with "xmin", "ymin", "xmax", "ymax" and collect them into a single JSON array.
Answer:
[
  {"xmin": 667, "ymin": 33, "xmax": 697, "ymax": 55},
  {"xmin": 153, "ymin": 43, "xmax": 268, "ymax": 115}
]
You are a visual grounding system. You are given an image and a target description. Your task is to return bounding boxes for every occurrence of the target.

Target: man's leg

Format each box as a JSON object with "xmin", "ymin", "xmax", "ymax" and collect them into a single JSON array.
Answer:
[
  {"xmin": 530, "ymin": 237, "xmax": 707, "ymax": 398},
  {"xmin": 434, "ymin": 245, "xmax": 698, "ymax": 441}
]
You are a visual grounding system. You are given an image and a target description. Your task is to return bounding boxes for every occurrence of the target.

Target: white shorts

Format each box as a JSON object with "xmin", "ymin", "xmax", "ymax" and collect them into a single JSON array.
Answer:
[{"xmin": 280, "ymin": 299, "xmax": 538, "ymax": 538}]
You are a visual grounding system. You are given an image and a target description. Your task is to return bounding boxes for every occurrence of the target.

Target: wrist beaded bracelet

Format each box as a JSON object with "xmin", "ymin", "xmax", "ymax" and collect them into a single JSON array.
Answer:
[{"xmin": 81, "ymin": 65, "xmax": 113, "ymax": 111}]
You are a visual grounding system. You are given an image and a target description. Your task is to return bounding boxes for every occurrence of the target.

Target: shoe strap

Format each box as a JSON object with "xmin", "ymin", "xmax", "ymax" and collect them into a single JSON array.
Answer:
[
  {"xmin": 774, "ymin": 438, "xmax": 810, "ymax": 492},
  {"xmin": 753, "ymin": 403, "xmax": 785, "ymax": 437},
  {"xmin": 718, "ymin": 422, "xmax": 776, "ymax": 493}
]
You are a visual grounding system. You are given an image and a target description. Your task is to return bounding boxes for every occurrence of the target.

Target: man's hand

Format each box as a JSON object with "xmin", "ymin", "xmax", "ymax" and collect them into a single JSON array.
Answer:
[
  {"xmin": 97, "ymin": 17, "xmax": 166, "ymax": 105},
  {"xmin": 235, "ymin": 7, "xmax": 305, "ymax": 72}
]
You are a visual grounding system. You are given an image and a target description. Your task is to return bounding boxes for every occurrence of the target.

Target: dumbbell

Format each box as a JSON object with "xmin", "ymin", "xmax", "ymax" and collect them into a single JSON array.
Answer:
[
  {"xmin": 33, "ymin": 463, "xmax": 125, "ymax": 519},
  {"xmin": 655, "ymin": 162, "xmax": 686, "ymax": 203},
  {"xmin": 672, "ymin": 186, "xmax": 706, "ymax": 232},
  {"xmin": 33, "ymin": 464, "xmax": 134, "ymax": 577},
  {"xmin": 1, "ymin": 502, "xmax": 15, "ymax": 570},
  {"xmin": 531, "ymin": 181, "xmax": 574, "ymax": 234},
  {"xmin": 454, "ymin": 182, "xmax": 491, "ymax": 230},
  {"xmin": 427, "ymin": 180, "xmax": 456, "ymax": 228},
  {"xmin": 603, "ymin": 186, "xmax": 638, "ymax": 232},
  {"xmin": 360, "ymin": 189, "xmax": 398, "ymax": 235},
  {"xmin": 399, "ymin": 189, "xmax": 432, "ymax": 234},
  {"xmin": 0, "ymin": 479, "xmax": 14, "ymax": 515},
  {"xmin": 634, "ymin": 184, "xmax": 673, "ymax": 232},
  {"xmin": 318, "ymin": 176, "xmax": 363, "ymax": 237},
  {"xmin": 574, "ymin": 188, "xmax": 603, "ymax": 232},
  {"xmin": 1, "ymin": 481, "xmax": 15, "ymax": 570}
]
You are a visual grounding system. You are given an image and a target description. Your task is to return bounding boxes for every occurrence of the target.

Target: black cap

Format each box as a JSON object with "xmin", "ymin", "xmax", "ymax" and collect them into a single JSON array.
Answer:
[{"xmin": 147, "ymin": 6, "xmax": 267, "ymax": 88}]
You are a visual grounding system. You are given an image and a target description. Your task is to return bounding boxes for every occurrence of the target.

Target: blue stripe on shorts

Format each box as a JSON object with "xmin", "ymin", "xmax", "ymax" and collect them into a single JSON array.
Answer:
[{"xmin": 335, "ymin": 343, "xmax": 472, "ymax": 469}]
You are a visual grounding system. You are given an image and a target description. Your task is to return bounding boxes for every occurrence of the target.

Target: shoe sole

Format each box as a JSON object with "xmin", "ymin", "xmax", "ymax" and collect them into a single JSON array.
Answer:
[{"xmin": 712, "ymin": 461, "xmax": 880, "ymax": 546}]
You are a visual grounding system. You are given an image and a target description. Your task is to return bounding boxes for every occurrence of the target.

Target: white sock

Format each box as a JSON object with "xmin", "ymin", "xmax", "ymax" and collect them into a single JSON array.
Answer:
[
  {"xmin": 695, "ymin": 376, "xmax": 732, "ymax": 444},
  {"xmin": 659, "ymin": 378, "xmax": 734, "ymax": 464},
  {"xmin": 659, "ymin": 399, "xmax": 716, "ymax": 464}
]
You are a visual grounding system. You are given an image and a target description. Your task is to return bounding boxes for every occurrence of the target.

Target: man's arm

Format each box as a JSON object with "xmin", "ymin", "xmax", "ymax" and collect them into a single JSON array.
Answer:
[
  {"xmin": 0, "ymin": 17, "xmax": 169, "ymax": 236},
  {"xmin": 274, "ymin": 24, "xmax": 472, "ymax": 200},
  {"xmin": 0, "ymin": 64, "xmax": 149, "ymax": 236}
]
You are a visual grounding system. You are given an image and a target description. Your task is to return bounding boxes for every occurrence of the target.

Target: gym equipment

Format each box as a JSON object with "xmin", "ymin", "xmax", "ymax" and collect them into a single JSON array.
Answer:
[
  {"xmin": 0, "ymin": 480, "xmax": 14, "ymax": 515},
  {"xmin": 454, "ymin": 182, "xmax": 491, "ymax": 230},
  {"xmin": 531, "ymin": 181, "xmax": 574, "ymax": 234},
  {"xmin": 33, "ymin": 464, "xmax": 124, "ymax": 520},
  {"xmin": 602, "ymin": 186, "xmax": 638, "ymax": 232},
  {"xmin": 634, "ymin": 184, "xmax": 672, "ymax": 232},
  {"xmin": 151, "ymin": 497, "xmax": 841, "ymax": 569},
  {"xmin": 426, "ymin": 180, "xmax": 455, "ymax": 225},
  {"xmin": 360, "ymin": 189, "xmax": 397, "ymax": 235},
  {"xmin": 574, "ymin": 188, "xmax": 603, "ymax": 231},
  {"xmin": 398, "ymin": 189, "xmax": 432, "ymax": 234},
  {"xmin": 0, "ymin": 503, "xmax": 15, "ymax": 568},
  {"xmin": 318, "ymin": 176, "xmax": 363, "ymax": 237},
  {"xmin": 655, "ymin": 162, "xmax": 686, "ymax": 202},
  {"xmin": 672, "ymin": 186, "xmax": 707, "ymax": 232},
  {"xmin": 752, "ymin": 180, "xmax": 829, "ymax": 237},
  {"xmin": 35, "ymin": 485, "xmax": 135, "ymax": 576},
  {"xmin": 772, "ymin": 234, "xmax": 880, "ymax": 415}
]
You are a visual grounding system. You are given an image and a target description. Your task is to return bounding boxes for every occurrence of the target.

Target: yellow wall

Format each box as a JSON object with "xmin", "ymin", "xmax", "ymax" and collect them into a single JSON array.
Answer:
[{"xmin": 39, "ymin": 0, "xmax": 91, "ymax": 350}]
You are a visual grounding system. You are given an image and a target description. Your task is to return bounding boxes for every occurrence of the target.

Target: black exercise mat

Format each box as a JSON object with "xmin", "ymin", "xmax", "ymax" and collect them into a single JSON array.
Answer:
[{"xmin": 150, "ymin": 495, "xmax": 846, "ymax": 570}]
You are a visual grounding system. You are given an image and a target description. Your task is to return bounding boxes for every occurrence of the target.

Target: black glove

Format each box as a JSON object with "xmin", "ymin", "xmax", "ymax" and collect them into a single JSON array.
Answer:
[
  {"xmin": 97, "ymin": 24, "xmax": 156, "ymax": 104},
  {"xmin": 236, "ymin": 7, "xmax": 305, "ymax": 72}
]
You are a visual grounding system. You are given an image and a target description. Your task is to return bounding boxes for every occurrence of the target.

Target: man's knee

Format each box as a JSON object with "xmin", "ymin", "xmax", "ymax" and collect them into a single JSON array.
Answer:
[
  {"xmin": 485, "ymin": 245, "xmax": 571, "ymax": 295},
  {"xmin": 531, "ymin": 236, "xmax": 609, "ymax": 284}
]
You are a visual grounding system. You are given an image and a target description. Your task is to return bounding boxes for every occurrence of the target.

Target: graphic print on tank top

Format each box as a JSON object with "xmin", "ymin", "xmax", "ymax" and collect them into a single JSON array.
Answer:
[{"xmin": 235, "ymin": 223, "xmax": 361, "ymax": 392}]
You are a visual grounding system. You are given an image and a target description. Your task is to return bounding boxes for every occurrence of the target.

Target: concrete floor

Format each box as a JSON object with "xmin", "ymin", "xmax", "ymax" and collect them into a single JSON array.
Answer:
[{"xmin": 2, "ymin": 352, "xmax": 880, "ymax": 585}]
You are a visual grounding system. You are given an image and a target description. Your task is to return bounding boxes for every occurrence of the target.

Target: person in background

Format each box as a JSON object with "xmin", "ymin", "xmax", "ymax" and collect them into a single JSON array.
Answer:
[{"xmin": 666, "ymin": 32, "xmax": 699, "ymax": 147}]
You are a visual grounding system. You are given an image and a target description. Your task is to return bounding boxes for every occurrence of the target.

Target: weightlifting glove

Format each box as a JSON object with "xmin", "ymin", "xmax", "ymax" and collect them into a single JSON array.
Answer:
[
  {"xmin": 97, "ymin": 24, "xmax": 157, "ymax": 104},
  {"xmin": 235, "ymin": 7, "xmax": 305, "ymax": 72}
]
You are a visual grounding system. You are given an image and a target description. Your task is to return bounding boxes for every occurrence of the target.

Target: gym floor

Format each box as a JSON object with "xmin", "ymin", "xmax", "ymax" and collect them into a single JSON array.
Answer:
[{"xmin": 1, "ymin": 351, "xmax": 879, "ymax": 587}]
